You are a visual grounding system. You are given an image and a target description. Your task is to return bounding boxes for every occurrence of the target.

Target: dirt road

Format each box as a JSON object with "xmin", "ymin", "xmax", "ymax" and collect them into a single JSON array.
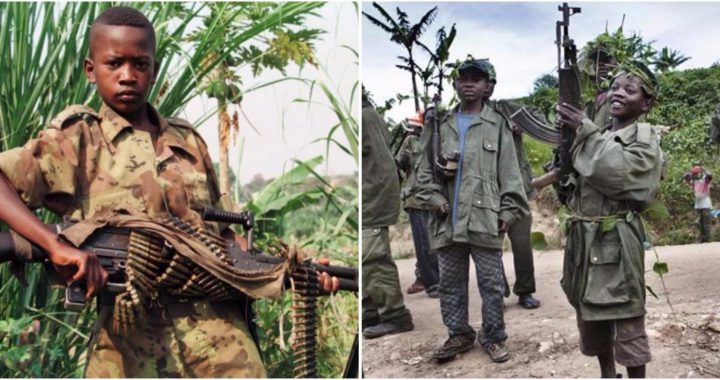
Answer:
[{"xmin": 362, "ymin": 243, "xmax": 720, "ymax": 378}]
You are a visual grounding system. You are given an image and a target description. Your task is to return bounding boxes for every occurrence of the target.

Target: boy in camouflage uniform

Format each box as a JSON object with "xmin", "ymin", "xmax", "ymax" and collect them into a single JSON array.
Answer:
[
  {"xmin": 0, "ymin": 7, "xmax": 337, "ymax": 377},
  {"xmin": 416, "ymin": 58, "xmax": 528, "ymax": 363},
  {"xmin": 556, "ymin": 61, "xmax": 662, "ymax": 378}
]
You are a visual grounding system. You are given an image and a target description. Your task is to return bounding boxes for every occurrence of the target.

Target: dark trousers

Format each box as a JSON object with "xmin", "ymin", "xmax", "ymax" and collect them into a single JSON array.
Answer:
[
  {"xmin": 437, "ymin": 244, "xmax": 507, "ymax": 346},
  {"xmin": 407, "ymin": 208, "xmax": 439, "ymax": 292},
  {"xmin": 507, "ymin": 212, "xmax": 536, "ymax": 295},
  {"xmin": 697, "ymin": 208, "xmax": 711, "ymax": 243}
]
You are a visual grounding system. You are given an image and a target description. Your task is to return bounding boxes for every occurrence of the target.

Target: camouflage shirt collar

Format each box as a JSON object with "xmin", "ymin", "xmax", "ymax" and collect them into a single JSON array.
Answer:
[{"xmin": 99, "ymin": 102, "xmax": 171, "ymax": 143}]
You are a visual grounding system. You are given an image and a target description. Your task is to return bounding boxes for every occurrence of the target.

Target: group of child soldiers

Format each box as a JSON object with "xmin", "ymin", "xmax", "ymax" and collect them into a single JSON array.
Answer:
[{"xmin": 362, "ymin": 46, "xmax": 663, "ymax": 378}]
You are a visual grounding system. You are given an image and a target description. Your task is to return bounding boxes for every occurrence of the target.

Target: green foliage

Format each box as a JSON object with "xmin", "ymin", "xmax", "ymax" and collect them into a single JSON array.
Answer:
[
  {"xmin": 530, "ymin": 231, "xmax": 548, "ymax": 250},
  {"xmin": 653, "ymin": 261, "xmax": 669, "ymax": 275},
  {"xmin": 363, "ymin": 2, "xmax": 438, "ymax": 111}
]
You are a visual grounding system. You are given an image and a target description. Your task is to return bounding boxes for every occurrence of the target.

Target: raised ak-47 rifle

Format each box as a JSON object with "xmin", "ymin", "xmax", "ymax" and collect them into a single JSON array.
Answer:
[
  {"xmin": 0, "ymin": 208, "xmax": 358, "ymax": 378},
  {"xmin": 553, "ymin": 2, "xmax": 583, "ymax": 204}
]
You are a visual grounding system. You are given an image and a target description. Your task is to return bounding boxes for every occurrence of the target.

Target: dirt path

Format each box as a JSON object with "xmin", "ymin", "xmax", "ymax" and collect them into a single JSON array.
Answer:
[{"xmin": 362, "ymin": 243, "xmax": 720, "ymax": 378}]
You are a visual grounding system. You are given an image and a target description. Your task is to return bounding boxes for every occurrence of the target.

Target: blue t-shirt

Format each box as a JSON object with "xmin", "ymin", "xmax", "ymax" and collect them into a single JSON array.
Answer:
[{"xmin": 451, "ymin": 113, "xmax": 476, "ymax": 227}]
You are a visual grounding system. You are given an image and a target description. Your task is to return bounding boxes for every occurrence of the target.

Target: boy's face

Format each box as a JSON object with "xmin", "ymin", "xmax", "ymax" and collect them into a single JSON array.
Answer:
[
  {"xmin": 608, "ymin": 74, "xmax": 651, "ymax": 121},
  {"xmin": 85, "ymin": 25, "xmax": 159, "ymax": 116},
  {"xmin": 454, "ymin": 70, "xmax": 489, "ymax": 104},
  {"xmin": 484, "ymin": 81, "xmax": 495, "ymax": 101}
]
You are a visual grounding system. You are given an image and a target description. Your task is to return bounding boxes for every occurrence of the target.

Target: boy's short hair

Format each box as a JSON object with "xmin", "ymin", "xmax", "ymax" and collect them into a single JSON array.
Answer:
[{"xmin": 89, "ymin": 6, "xmax": 156, "ymax": 56}]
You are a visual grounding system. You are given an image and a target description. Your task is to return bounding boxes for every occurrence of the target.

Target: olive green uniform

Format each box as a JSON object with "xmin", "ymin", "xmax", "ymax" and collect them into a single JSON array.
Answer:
[
  {"xmin": 361, "ymin": 101, "xmax": 412, "ymax": 324},
  {"xmin": 0, "ymin": 103, "xmax": 266, "ymax": 377},
  {"xmin": 416, "ymin": 104, "xmax": 528, "ymax": 343},
  {"xmin": 396, "ymin": 133, "xmax": 440, "ymax": 292},
  {"xmin": 492, "ymin": 100, "xmax": 542, "ymax": 296},
  {"xmin": 562, "ymin": 118, "xmax": 662, "ymax": 366}
]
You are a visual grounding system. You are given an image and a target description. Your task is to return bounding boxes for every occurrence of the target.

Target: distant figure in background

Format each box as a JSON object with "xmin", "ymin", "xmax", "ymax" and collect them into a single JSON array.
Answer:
[
  {"xmin": 396, "ymin": 112, "xmax": 440, "ymax": 298},
  {"xmin": 683, "ymin": 165, "xmax": 713, "ymax": 243}
]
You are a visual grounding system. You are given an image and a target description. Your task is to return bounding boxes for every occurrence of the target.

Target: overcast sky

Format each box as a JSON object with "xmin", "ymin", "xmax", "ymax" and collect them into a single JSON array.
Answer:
[
  {"xmin": 181, "ymin": 2, "xmax": 358, "ymax": 185},
  {"xmin": 362, "ymin": 2, "xmax": 720, "ymax": 122}
]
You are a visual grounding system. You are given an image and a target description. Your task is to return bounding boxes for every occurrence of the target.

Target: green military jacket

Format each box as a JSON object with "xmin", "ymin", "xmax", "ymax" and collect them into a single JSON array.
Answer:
[
  {"xmin": 491, "ymin": 99, "xmax": 547, "ymax": 198},
  {"xmin": 562, "ymin": 118, "xmax": 663, "ymax": 321},
  {"xmin": 362, "ymin": 101, "xmax": 400, "ymax": 228},
  {"xmin": 416, "ymin": 104, "xmax": 529, "ymax": 251},
  {"xmin": 396, "ymin": 133, "xmax": 430, "ymax": 210}
]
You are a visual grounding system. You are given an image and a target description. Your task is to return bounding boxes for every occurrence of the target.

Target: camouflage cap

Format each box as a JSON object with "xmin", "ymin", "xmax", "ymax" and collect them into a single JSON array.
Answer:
[
  {"xmin": 458, "ymin": 58, "xmax": 491, "ymax": 78},
  {"xmin": 482, "ymin": 59, "xmax": 497, "ymax": 83}
]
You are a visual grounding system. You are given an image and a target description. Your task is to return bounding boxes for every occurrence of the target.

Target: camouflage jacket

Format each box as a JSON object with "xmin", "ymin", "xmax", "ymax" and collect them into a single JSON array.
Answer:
[
  {"xmin": 562, "ymin": 119, "xmax": 663, "ymax": 321},
  {"xmin": 0, "ymin": 103, "xmax": 235, "ymax": 233},
  {"xmin": 0, "ymin": 102, "xmax": 267, "ymax": 377}
]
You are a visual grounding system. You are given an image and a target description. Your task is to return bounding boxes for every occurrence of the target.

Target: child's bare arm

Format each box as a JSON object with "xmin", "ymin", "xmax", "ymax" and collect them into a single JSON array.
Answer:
[{"xmin": 0, "ymin": 172, "xmax": 107, "ymax": 298}]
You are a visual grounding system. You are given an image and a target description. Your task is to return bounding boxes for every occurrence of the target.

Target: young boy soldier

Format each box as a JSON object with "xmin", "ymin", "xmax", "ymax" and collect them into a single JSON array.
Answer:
[
  {"xmin": 416, "ymin": 58, "xmax": 528, "ymax": 363},
  {"xmin": 395, "ymin": 113, "xmax": 440, "ymax": 298},
  {"xmin": 483, "ymin": 60, "xmax": 541, "ymax": 309},
  {"xmin": 0, "ymin": 7, "xmax": 336, "ymax": 377},
  {"xmin": 361, "ymin": 90, "xmax": 414, "ymax": 339},
  {"xmin": 556, "ymin": 61, "xmax": 662, "ymax": 378}
]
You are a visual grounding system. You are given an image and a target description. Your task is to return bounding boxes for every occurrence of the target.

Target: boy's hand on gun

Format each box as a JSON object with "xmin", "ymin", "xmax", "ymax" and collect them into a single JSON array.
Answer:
[
  {"xmin": 317, "ymin": 257, "xmax": 340, "ymax": 293},
  {"xmin": 47, "ymin": 241, "xmax": 108, "ymax": 299},
  {"xmin": 556, "ymin": 102, "xmax": 585, "ymax": 130}
]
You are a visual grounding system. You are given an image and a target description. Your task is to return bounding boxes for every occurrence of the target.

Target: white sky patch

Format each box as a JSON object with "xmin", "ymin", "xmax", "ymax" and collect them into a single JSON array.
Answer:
[
  {"xmin": 183, "ymin": 3, "xmax": 358, "ymax": 185},
  {"xmin": 363, "ymin": 2, "xmax": 720, "ymax": 122}
]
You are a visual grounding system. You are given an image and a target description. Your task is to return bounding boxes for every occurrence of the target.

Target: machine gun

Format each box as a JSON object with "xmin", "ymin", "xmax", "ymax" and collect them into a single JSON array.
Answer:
[{"xmin": 0, "ymin": 207, "xmax": 358, "ymax": 378}]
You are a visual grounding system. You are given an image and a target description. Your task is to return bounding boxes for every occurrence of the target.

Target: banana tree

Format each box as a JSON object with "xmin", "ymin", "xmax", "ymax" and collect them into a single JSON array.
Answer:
[{"xmin": 363, "ymin": 3, "xmax": 437, "ymax": 112}]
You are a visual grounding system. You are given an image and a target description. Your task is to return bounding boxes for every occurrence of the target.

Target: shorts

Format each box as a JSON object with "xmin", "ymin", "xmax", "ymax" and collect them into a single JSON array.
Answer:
[{"xmin": 576, "ymin": 314, "xmax": 652, "ymax": 367}]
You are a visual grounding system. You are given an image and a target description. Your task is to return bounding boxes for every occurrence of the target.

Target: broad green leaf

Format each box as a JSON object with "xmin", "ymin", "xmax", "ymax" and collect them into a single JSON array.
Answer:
[
  {"xmin": 601, "ymin": 217, "xmax": 617, "ymax": 232},
  {"xmin": 530, "ymin": 231, "xmax": 548, "ymax": 250},
  {"xmin": 653, "ymin": 261, "xmax": 669, "ymax": 275},
  {"xmin": 643, "ymin": 200, "xmax": 670, "ymax": 221}
]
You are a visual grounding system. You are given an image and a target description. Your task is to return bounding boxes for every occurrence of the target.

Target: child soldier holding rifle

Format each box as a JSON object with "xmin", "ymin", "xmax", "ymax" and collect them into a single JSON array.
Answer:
[
  {"xmin": 0, "ymin": 6, "xmax": 337, "ymax": 377},
  {"xmin": 556, "ymin": 61, "xmax": 662, "ymax": 378}
]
